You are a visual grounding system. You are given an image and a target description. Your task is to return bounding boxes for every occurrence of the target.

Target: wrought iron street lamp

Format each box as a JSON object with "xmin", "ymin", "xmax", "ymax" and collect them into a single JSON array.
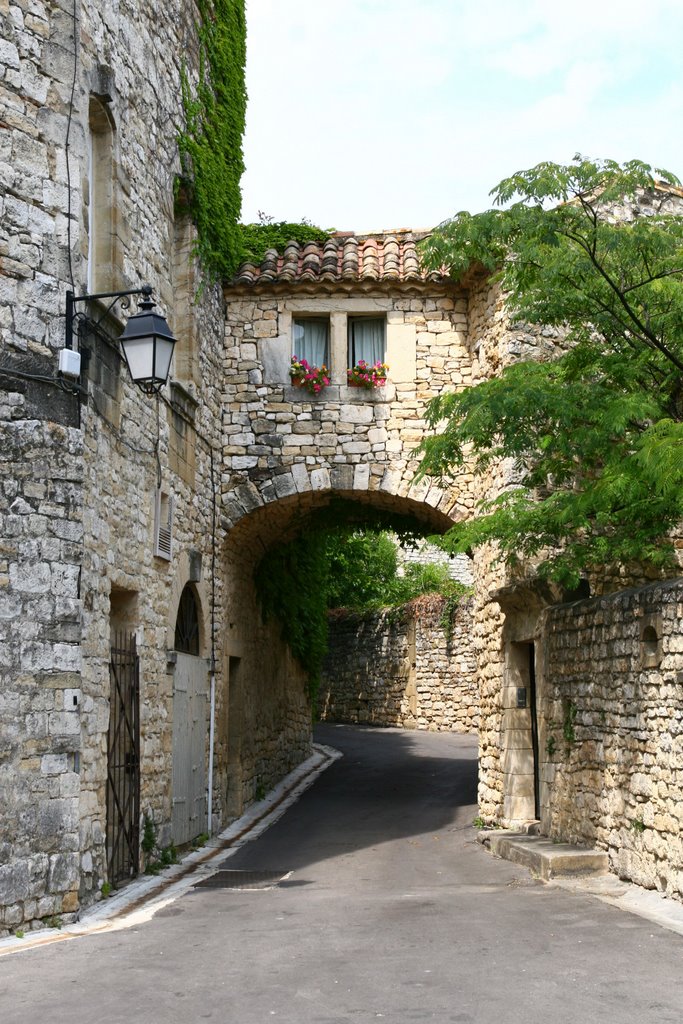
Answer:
[{"xmin": 64, "ymin": 285, "xmax": 177, "ymax": 394}]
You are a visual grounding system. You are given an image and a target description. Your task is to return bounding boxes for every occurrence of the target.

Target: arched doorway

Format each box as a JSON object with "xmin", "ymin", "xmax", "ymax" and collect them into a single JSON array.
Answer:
[
  {"xmin": 172, "ymin": 583, "xmax": 208, "ymax": 845},
  {"xmin": 216, "ymin": 487, "xmax": 466, "ymax": 826}
]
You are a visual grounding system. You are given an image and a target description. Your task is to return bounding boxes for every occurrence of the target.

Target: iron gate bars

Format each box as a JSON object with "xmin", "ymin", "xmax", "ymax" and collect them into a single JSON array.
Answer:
[{"xmin": 107, "ymin": 632, "xmax": 141, "ymax": 886}]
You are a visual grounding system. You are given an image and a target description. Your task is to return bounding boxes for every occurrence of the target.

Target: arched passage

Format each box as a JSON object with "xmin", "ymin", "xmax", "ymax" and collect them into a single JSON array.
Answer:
[{"xmin": 213, "ymin": 485, "xmax": 462, "ymax": 826}]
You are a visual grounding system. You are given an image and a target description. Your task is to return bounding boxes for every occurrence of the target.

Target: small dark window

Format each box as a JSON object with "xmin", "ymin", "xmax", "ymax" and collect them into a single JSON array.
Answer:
[
  {"xmin": 642, "ymin": 625, "xmax": 659, "ymax": 658},
  {"xmin": 175, "ymin": 584, "xmax": 200, "ymax": 655}
]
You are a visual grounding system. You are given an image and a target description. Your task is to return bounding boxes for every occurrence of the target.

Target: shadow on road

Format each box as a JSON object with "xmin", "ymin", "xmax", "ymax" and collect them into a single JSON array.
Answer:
[{"xmin": 221, "ymin": 722, "xmax": 479, "ymax": 876}]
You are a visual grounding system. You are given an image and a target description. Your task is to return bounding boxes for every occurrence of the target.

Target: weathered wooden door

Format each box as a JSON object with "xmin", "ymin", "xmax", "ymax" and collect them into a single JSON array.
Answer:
[{"xmin": 172, "ymin": 651, "xmax": 208, "ymax": 845}]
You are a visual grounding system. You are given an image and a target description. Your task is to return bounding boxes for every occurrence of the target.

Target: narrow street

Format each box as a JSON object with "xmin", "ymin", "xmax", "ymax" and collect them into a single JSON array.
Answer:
[{"xmin": 3, "ymin": 725, "xmax": 682, "ymax": 1024}]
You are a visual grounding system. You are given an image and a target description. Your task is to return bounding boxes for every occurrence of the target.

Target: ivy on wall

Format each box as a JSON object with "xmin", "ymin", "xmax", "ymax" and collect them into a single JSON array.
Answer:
[
  {"xmin": 254, "ymin": 507, "xmax": 471, "ymax": 703},
  {"xmin": 177, "ymin": 4, "xmax": 331, "ymax": 280},
  {"xmin": 178, "ymin": 0, "xmax": 247, "ymax": 280},
  {"xmin": 254, "ymin": 534, "xmax": 330, "ymax": 703}
]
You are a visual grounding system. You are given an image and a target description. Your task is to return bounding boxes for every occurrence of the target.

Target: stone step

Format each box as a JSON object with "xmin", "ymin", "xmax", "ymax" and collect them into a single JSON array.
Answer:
[{"xmin": 480, "ymin": 831, "xmax": 609, "ymax": 881}]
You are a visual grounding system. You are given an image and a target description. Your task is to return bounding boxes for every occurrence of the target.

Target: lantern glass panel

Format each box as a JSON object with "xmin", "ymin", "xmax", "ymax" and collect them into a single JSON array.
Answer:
[{"xmin": 122, "ymin": 336, "xmax": 155, "ymax": 382}]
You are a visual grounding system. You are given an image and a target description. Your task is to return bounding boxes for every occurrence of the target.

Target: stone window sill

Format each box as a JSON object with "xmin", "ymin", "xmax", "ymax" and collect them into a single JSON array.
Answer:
[{"xmin": 282, "ymin": 383, "xmax": 394, "ymax": 403}]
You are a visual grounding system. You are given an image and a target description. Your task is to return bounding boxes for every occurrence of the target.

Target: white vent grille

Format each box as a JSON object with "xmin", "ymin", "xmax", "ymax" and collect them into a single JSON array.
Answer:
[{"xmin": 154, "ymin": 490, "xmax": 173, "ymax": 560}]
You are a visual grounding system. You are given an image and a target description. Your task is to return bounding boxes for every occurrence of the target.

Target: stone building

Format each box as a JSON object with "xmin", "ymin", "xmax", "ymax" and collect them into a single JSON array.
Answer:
[
  {"xmin": 217, "ymin": 231, "xmax": 485, "ymax": 806},
  {"xmin": 459, "ymin": 190, "xmax": 683, "ymax": 901},
  {"xmin": 2, "ymin": 0, "xmax": 682, "ymax": 933},
  {"xmin": 1, "ymin": 22, "xmax": 495, "ymax": 931},
  {"xmin": 1, "ymin": 0, "xmax": 311, "ymax": 935},
  {"xmin": 0, "ymin": 0, "xmax": 235, "ymax": 932}
]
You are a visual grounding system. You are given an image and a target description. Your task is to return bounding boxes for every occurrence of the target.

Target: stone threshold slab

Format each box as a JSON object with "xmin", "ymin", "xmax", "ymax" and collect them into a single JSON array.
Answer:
[{"xmin": 479, "ymin": 830, "xmax": 609, "ymax": 880}]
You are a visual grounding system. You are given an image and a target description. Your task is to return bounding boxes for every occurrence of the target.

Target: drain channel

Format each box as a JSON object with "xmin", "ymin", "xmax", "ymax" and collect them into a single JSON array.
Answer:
[{"xmin": 193, "ymin": 870, "xmax": 288, "ymax": 889}]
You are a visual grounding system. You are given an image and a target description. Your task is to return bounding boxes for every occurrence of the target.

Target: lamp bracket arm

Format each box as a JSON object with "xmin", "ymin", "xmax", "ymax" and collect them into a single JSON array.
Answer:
[{"xmin": 65, "ymin": 285, "xmax": 154, "ymax": 348}]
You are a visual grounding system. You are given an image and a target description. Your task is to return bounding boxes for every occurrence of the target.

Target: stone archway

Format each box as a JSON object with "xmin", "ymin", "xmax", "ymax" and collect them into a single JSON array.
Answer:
[{"xmin": 213, "ymin": 485, "xmax": 462, "ymax": 827}]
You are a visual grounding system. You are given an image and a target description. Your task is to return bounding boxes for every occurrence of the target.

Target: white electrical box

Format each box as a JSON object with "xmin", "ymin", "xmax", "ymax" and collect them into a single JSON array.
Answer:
[{"xmin": 58, "ymin": 348, "xmax": 81, "ymax": 378}]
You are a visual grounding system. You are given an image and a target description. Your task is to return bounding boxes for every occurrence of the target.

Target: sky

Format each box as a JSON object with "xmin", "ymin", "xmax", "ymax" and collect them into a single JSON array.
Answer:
[{"xmin": 240, "ymin": 0, "xmax": 683, "ymax": 234}]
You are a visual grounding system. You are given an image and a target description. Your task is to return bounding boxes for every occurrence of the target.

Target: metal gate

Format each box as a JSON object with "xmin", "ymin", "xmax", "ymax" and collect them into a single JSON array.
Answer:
[
  {"xmin": 172, "ymin": 652, "xmax": 208, "ymax": 845},
  {"xmin": 106, "ymin": 632, "xmax": 140, "ymax": 885}
]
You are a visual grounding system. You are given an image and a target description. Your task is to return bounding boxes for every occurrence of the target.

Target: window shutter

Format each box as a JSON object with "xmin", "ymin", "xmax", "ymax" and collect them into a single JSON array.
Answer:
[{"xmin": 154, "ymin": 489, "xmax": 173, "ymax": 560}]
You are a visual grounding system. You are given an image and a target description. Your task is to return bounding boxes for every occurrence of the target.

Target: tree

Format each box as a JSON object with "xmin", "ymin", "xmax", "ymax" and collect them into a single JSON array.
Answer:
[{"xmin": 418, "ymin": 157, "xmax": 683, "ymax": 586}]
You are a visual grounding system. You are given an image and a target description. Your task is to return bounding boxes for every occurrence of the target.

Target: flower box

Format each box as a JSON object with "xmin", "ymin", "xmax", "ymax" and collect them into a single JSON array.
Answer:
[
  {"xmin": 347, "ymin": 360, "xmax": 389, "ymax": 389},
  {"xmin": 290, "ymin": 356, "xmax": 330, "ymax": 395}
]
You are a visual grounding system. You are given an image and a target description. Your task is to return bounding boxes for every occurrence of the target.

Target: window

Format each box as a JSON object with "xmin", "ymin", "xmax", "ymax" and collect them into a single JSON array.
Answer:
[
  {"xmin": 154, "ymin": 489, "xmax": 173, "ymax": 560},
  {"xmin": 293, "ymin": 317, "xmax": 329, "ymax": 368},
  {"xmin": 348, "ymin": 316, "xmax": 385, "ymax": 366}
]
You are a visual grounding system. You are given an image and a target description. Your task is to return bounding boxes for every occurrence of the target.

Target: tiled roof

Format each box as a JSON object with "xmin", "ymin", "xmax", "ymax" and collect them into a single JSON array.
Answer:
[{"xmin": 229, "ymin": 230, "xmax": 447, "ymax": 289}]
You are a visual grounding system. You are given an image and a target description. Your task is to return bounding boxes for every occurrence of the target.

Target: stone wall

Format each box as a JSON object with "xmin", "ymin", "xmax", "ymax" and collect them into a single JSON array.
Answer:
[
  {"xmin": 0, "ymin": 0, "xmax": 315, "ymax": 937},
  {"xmin": 538, "ymin": 579, "xmax": 683, "ymax": 901},
  {"xmin": 318, "ymin": 595, "xmax": 478, "ymax": 733},
  {"xmin": 0, "ymin": 0, "xmax": 232, "ymax": 933},
  {"xmin": 0, "ymin": 420, "xmax": 84, "ymax": 929},
  {"xmin": 219, "ymin": 288, "xmax": 478, "ymax": 531}
]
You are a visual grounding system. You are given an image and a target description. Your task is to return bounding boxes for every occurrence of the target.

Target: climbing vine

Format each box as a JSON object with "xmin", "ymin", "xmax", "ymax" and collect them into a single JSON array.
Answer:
[
  {"xmin": 254, "ymin": 534, "xmax": 330, "ymax": 703},
  {"xmin": 178, "ymin": 0, "xmax": 247, "ymax": 280},
  {"xmin": 254, "ymin": 513, "xmax": 472, "ymax": 703}
]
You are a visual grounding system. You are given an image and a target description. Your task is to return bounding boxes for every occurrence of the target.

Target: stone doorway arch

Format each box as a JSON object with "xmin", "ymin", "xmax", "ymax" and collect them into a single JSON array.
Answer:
[{"xmin": 171, "ymin": 582, "xmax": 208, "ymax": 845}]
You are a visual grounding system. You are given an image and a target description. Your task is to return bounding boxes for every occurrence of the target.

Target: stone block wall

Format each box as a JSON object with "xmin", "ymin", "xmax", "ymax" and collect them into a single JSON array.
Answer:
[
  {"xmin": 0, "ymin": 420, "xmax": 84, "ymax": 928},
  {"xmin": 464, "ymin": 273, "xmax": 572, "ymax": 821},
  {"xmin": 0, "ymin": 0, "xmax": 251, "ymax": 934},
  {"xmin": 219, "ymin": 289, "xmax": 478, "ymax": 530},
  {"xmin": 538, "ymin": 579, "xmax": 683, "ymax": 901},
  {"xmin": 318, "ymin": 595, "xmax": 478, "ymax": 733}
]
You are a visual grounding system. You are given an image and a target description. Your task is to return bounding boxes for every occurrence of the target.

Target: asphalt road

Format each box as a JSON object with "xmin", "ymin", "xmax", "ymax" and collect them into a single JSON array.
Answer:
[{"xmin": 3, "ymin": 724, "xmax": 683, "ymax": 1023}]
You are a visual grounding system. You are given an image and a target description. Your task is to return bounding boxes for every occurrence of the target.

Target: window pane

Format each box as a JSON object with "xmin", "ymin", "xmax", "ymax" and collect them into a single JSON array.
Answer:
[
  {"xmin": 293, "ymin": 319, "xmax": 329, "ymax": 367},
  {"xmin": 349, "ymin": 318, "xmax": 385, "ymax": 366}
]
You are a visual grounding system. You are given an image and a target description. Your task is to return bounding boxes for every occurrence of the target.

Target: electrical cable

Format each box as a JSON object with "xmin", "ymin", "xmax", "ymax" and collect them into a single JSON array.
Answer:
[
  {"xmin": 0, "ymin": 365, "xmax": 80, "ymax": 396},
  {"xmin": 65, "ymin": 0, "xmax": 79, "ymax": 292}
]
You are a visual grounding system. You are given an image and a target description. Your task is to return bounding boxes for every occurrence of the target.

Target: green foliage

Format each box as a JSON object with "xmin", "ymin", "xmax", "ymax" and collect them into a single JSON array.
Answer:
[
  {"xmin": 142, "ymin": 815, "xmax": 178, "ymax": 873},
  {"xmin": 419, "ymin": 156, "xmax": 683, "ymax": 585},
  {"xmin": 100, "ymin": 881, "xmax": 112, "ymax": 898},
  {"xmin": 437, "ymin": 577, "xmax": 472, "ymax": 642},
  {"xmin": 326, "ymin": 531, "xmax": 399, "ymax": 609},
  {"xmin": 14, "ymin": 930, "xmax": 24, "ymax": 939},
  {"xmin": 325, "ymin": 532, "xmax": 470, "ymax": 613},
  {"xmin": 631, "ymin": 817, "xmax": 646, "ymax": 834},
  {"xmin": 141, "ymin": 814, "xmax": 157, "ymax": 857},
  {"xmin": 160, "ymin": 844, "xmax": 178, "ymax": 867},
  {"xmin": 178, "ymin": 0, "xmax": 247, "ymax": 280},
  {"xmin": 546, "ymin": 734, "xmax": 557, "ymax": 757},
  {"xmin": 562, "ymin": 699, "xmax": 578, "ymax": 748},
  {"xmin": 254, "ymin": 532, "xmax": 330, "ymax": 702},
  {"xmin": 239, "ymin": 220, "xmax": 331, "ymax": 266},
  {"xmin": 254, "ymin": 498, "xmax": 470, "ymax": 702}
]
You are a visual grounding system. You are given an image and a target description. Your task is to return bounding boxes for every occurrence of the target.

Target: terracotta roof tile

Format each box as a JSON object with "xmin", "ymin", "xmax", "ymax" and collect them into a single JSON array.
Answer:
[{"xmin": 229, "ymin": 230, "xmax": 446, "ymax": 289}]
